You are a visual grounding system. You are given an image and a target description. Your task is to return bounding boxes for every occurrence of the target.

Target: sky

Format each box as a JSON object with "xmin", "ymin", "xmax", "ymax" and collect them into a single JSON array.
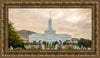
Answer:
[{"xmin": 9, "ymin": 8, "xmax": 92, "ymax": 40}]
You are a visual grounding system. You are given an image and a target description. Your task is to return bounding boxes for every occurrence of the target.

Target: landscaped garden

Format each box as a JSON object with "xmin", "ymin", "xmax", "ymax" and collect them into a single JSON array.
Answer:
[{"xmin": 8, "ymin": 22, "xmax": 92, "ymax": 51}]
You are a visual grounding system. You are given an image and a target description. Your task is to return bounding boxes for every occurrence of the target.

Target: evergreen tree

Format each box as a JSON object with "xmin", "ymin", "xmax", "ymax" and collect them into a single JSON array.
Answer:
[{"xmin": 8, "ymin": 22, "xmax": 24, "ymax": 49}]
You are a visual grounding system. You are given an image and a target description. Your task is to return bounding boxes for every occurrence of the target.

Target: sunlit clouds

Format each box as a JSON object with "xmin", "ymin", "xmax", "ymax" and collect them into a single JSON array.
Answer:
[
  {"xmin": 9, "ymin": 8, "xmax": 92, "ymax": 40},
  {"xmin": 66, "ymin": 16, "xmax": 80, "ymax": 23}
]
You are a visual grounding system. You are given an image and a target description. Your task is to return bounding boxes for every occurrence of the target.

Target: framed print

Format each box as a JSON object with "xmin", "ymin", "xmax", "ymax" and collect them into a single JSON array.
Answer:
[{"xmin": 0, "ymin": 0, "xmax": 100, "ymax": 58}]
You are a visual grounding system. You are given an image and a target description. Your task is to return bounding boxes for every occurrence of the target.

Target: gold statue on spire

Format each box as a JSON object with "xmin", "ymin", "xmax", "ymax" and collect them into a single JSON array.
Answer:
[
  {"xmin": 49, "ymin": 10, "xmax": 51, "ymax": 14},
  {"xmin": 49, "ymin": 10, "xmax": 51, "ymax": 17}
]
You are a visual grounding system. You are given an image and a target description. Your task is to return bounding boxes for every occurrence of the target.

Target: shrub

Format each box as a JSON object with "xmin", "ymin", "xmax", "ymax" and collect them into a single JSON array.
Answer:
[
  {"xmin": 49, "ymin": 46, "xmax": 52, "ymax": 49},
  {"xmin": 24, "ymin": 42, "xmax": 31, "ymax": 45},
  {"xmin": 31, "ymin": 46, "xmax": 37, "ymax": 50},
  {"xmin": 15, "ymin": 47, "xmax": 22, "ymax": 50},
  {"xmin": 57, "ymin": 45, "xmax": 62, "ymax": 50},
  {"xmin": 37, "ymin": 46, "xmax": 42, "ymax": 50},
  {"xmin": 65, "ymin": 45, "xmax": 74, "ymax": 50},
  {"xmin": 52, "ymin": 46, "xmax": 55, "ymax": 50}
]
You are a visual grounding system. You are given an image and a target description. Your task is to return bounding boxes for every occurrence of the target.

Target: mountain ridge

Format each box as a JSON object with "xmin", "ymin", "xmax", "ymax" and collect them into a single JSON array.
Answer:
[{"xmin": 17, "ymin": 30, "xmax": 37, "ymax": 40}]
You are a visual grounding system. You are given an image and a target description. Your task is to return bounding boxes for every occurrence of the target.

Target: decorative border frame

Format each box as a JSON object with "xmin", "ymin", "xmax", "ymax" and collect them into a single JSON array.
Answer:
[{"xmin": 0, "ymin": 0, "xmax": 100, "ymax": 58}]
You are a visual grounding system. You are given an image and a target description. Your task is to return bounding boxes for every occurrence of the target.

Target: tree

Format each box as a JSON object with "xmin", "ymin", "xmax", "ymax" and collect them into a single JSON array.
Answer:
[
  {"xmin": 8, "ymin": 22, "xmax": 24, "ymax": 49},
  {"xmin": 55, "ymin": 41, "xmax": 58, "ymax": 44},
  {"xmin": 63, "ymin": 40, "xmax": 70, "ymax": 45},
  {"xmin": 42, "ymin": 41, "xmax": 46, "ymax": 46},
  {"xmin": 59, "ymin": 40, "xmax": 62, "ymax": 45},
  {"xmin": 78, "ymin": 38, "xmax": 92, "ymax": 48},
  {"xmin": 63, "ymin": 41, "xmax": 66, "ymax": 45},
  {"xmin": 33, "ymin": 41, "xmax": 37, "ymax": 45},
  {"xmin": 52, "ymin": 41, "xmax": 58, "ymax": 46},
  {"xmin": 38, "ymin": 40, "xmax": 41, "ymax": 46}
]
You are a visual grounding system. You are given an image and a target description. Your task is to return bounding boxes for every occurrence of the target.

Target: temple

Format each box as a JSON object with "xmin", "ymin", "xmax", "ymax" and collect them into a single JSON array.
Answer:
[{"xmin": 29, "ymin": 11, "xmax": 72, "ymax": 46}]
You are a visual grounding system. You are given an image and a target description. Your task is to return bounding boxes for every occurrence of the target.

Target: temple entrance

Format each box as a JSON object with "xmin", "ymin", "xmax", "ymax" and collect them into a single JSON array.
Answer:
[{"xmin": 48, "ymin": 39, "xmax": 52, "ymax": 46}]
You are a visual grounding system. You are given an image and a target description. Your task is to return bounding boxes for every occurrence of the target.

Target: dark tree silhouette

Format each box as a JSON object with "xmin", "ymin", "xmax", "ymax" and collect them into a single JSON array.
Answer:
[
  {"xmin": 8, "ymin": 22, "xmax": 24, "ymax": 49},
  {"xmin": 78, "ymin": 38, "xmax": 92, "ymax": 48}
]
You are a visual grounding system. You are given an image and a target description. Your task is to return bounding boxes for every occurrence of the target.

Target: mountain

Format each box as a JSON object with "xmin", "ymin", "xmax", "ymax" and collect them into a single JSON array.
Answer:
[
  {"xmin": 72, "ymin": 38, "xmax": 79, "ymax": 41},
  {"xmin": 17, "ymin": 30, "xmax": 37, "ymax": 40}
]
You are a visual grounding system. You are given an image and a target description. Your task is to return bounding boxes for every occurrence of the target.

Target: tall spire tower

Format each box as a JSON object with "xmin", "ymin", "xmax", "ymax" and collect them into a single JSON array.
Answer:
[{"xmin": 48, "ymin": 10, "xmax": 52, "ymax": 30}]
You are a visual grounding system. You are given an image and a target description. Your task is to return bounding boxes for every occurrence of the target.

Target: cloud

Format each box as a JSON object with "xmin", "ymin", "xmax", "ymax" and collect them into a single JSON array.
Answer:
[{"xmin": 9, "ymin": 8, "xmax": 92, "ymax": 40}]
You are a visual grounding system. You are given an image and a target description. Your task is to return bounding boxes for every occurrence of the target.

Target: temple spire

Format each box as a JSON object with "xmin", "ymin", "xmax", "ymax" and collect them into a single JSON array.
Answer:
[
  {"xmin": 48, "ymin": 10, "xmax": 52, "ymax": 30},
  {"xmin": 49, "ymin": 10, "xmax": 51, "ymax": 18}
]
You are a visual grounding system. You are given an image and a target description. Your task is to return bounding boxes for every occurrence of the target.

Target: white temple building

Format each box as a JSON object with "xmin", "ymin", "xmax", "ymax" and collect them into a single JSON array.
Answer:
[{"xmin": 29, "ymin": 11, "xmax": 72, "ymax": 45}]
